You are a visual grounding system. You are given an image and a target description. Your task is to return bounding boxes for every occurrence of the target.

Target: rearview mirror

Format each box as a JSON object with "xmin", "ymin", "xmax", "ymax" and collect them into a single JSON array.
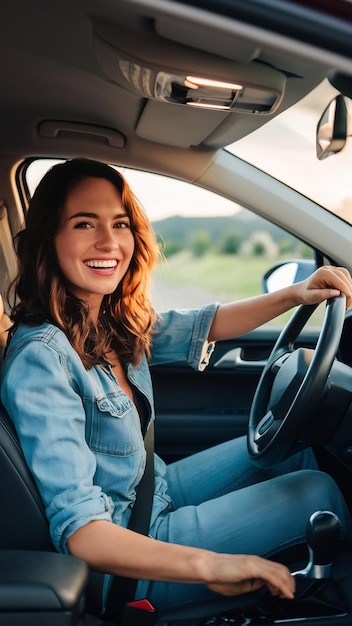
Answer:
[{"xmin": 316, "ymin": 95, "xmax": 348, "ymax": 160}]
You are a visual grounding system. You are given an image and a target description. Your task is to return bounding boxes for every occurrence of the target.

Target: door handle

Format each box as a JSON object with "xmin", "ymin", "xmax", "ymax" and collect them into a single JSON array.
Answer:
[{"xmin": 213, "ymin": 347, "xmax": 266, "ymax": 370}]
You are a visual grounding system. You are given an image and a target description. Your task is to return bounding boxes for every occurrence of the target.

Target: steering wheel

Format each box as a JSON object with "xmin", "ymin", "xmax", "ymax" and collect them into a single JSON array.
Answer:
[{"xmin": 247, "ymin": 294, "xmax": 346, "ymax": 468}]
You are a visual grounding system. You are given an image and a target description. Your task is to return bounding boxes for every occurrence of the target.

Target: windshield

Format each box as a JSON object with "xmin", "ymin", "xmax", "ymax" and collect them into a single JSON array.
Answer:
[{"xmin": 227, "ymin": 79, "xmax": 352, "ymax": 225}]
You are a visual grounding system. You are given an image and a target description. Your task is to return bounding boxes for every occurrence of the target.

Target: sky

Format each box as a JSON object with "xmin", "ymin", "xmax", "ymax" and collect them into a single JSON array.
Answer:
[{"xmin": 26, "ymin": 159, "xmax": 241, "ymax": 222}]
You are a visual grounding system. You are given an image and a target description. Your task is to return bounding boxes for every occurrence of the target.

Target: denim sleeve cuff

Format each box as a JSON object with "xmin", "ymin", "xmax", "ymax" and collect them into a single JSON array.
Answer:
[
  {"xmin": 188, "ymin": 302, "xmax": 219, "ymax": 371},
  {"xmin": 54, "ymin": 492, "xmax": 114, "ymax": 554}
]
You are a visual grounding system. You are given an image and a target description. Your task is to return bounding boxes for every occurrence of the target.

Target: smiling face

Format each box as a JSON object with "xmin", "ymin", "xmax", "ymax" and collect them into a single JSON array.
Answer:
[{"xmin": 54, "ymin": 176, "xmax": 135, "ymax": 316}]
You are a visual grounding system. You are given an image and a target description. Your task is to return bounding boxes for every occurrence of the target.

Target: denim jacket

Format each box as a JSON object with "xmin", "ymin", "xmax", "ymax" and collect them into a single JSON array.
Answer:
[{"xmin": 0, "ymin": 304, "xmax": 217, "ymax": 555}]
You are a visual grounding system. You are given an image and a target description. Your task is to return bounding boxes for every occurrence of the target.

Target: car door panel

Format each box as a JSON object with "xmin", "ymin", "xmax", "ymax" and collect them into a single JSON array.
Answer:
[{"xmin": 152, "ymin": 327, "xmax": 320, "ymax": 463}]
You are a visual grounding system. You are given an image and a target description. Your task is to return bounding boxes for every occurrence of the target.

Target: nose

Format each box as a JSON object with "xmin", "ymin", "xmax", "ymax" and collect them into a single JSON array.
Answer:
[{"xmin": 95, "ymin": 226, "xmax": 119, "ymax": 251}]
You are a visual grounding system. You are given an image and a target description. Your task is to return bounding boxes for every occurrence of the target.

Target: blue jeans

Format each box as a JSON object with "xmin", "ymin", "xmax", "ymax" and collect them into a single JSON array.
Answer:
[{"xmin": 139, "ymin": 436, "xmax": 351, "ymax": 610}]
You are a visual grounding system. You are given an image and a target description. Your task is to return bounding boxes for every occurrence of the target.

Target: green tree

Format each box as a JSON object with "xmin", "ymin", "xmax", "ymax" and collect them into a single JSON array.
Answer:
[
  {"xmin": 253, "ymin": 240, "xmax": 266, "ymax": 256},
  {"xmin": 279, "ymin": 238, "xmax": 297, "ymax": 255},
  {"xmin": 163, "ymin": 241, "xmax": 185, "ymax": 257},
  {"xmin": 220, "ymin": 232, "xmax": 241, "ymax": 255},
  {"xmin": 192, "ymin": 230, "xmax": 212, "ymax": 257}
]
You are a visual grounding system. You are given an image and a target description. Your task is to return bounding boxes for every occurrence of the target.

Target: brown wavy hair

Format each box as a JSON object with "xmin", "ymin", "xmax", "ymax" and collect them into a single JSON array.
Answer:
[{"xmin": 10, "ymin": 158, "xmax": 160, "ymax": 368}]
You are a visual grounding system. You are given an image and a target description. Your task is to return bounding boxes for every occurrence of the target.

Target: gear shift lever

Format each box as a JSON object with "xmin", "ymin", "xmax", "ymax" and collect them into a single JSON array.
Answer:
[
  {"xmin": 293, "ymin": 510, "xmax": 340, "ymax": 579},
  {"xmin": 259, "ymin": 511, "xmax": 347, "ymax": 621}
]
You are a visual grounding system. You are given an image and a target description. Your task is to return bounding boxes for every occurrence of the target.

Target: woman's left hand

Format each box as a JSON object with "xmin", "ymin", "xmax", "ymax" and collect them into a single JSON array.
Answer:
[{"xmin": 297, "ymin": 266, "xmax": 352, "ymax": 309}]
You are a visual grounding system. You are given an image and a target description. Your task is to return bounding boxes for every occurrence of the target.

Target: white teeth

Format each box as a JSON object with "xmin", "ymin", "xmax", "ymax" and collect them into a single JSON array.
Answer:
[{"xmin": 84, "ymin": 260, "xmax": 117, "ymax": 268}]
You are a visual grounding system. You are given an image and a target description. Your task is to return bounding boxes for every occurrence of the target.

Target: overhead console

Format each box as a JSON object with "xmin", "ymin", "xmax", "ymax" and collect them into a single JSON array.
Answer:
[{"xmin": 92, "ymin": 18, "xmax": 286, "ymax": 148}]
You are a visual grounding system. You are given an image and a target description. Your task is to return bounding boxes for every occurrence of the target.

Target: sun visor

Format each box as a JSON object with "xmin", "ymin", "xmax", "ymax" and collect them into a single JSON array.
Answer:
[{"xmin": 136, "ymin": 100, "xmax": 229, "ymax": 148}]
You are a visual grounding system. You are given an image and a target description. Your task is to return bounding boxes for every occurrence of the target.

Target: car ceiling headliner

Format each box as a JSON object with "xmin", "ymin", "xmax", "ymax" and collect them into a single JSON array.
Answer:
[{"xmin": 1, "ymin": 0, "xmax": 352, "ymax": 175}]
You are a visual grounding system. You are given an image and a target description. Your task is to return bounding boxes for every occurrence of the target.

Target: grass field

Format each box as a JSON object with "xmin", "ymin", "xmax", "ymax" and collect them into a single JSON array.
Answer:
[
  {"xmin": 156, "ymin": 251, "xmax": 281, "ymax": 300},
  {"xmin": 154, "ymin": 250, "xmax": 324, "ymax": 329}
]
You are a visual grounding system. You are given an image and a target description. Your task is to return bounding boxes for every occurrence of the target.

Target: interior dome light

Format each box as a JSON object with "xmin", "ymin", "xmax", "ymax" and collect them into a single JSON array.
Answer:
[
  {"xmin": 186, "ymin": 76, "xmax": 243, "ymax": 90},
  {"xmin": 118, "ymin": 60, "xmax": 285, "ymax": 114},
  {"xmin": 186, "ymin": 102, "xmax": 231, "ymax": 110}
]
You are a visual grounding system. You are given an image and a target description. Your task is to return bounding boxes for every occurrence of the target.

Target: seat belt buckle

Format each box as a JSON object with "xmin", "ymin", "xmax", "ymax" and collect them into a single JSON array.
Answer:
[{"xmin": 121, "ymin": 598, "xmax": 158, "ymax": 625}]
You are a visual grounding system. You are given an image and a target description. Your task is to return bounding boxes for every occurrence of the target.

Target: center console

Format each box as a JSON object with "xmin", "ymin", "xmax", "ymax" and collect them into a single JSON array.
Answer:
[
  {"xmin": 197, "ymin": 511, "xmax": 352, "ymax": 626},
  {"xmin": 0, "ymin": 550, "xmax": 88, "ymax": 625}
]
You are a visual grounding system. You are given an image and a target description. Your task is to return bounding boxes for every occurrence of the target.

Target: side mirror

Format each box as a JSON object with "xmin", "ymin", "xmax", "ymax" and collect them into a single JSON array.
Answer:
[
  {"xmin": 316, "ymin": 95, "xmax": 348, "ymax": 160},
  {"xmin": 262, "ymin": 260, "xmax": 316, "ymax": 293}
]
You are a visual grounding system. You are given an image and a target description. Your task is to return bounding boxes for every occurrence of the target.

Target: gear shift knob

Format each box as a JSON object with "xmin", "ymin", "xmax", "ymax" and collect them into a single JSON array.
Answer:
[{"xmin": 293, "ymin": 510, "xmax": 340, "ymax": 579}]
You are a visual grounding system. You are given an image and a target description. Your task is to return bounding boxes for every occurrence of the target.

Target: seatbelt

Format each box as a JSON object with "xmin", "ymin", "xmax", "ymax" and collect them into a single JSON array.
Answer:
[{"xmin": 103, "ymin": 421, "xmax": 156, "ymax": 623}]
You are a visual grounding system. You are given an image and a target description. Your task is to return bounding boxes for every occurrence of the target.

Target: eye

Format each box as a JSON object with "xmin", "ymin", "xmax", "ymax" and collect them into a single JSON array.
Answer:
[
  {"xmin": 114, "ymin": 220, "xmax": 130, "ymax": 229},
  {"xmin": 74, "ymin": 221, "xmax": 93, "ymax": 229}
]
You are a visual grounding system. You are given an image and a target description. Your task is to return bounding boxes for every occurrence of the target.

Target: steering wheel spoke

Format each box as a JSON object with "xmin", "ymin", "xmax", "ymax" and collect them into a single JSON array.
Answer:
[{"xmin": 253, "ymin": 411, "xmax": 281, "ymax": 450}]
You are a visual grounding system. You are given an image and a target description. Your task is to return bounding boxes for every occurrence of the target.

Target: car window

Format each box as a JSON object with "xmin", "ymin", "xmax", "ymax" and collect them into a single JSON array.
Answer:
[
  {"xmin": 25, "ymin": 159, "xmax": 315, "ymax": 328},
  {"xmin": 228, "ymin": 80, "xmax": 352, "ymax": 225}
]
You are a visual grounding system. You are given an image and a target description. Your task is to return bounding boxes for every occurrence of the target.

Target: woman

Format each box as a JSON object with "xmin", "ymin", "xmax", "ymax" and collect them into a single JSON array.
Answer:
[{"xmin": 1, "ymin": 158, "xmax": 352, "ymax": 614}]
